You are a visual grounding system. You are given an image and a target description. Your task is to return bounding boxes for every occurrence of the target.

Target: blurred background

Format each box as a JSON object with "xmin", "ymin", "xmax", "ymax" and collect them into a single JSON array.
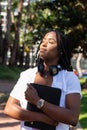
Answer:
[{"xmin": 0, "ymin": 0, "xmax": 87, "ymax": 130}]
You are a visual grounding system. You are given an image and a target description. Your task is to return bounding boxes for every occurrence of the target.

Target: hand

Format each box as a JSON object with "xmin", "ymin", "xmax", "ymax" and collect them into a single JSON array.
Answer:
[{"xmin": 25, "ymin": 84, "xmax": 40, "ymax": 105}]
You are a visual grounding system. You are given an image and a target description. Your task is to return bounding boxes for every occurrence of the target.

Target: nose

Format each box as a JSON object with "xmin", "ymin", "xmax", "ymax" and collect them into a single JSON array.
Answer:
[{"xmin": 41, "ymin": 40, "xmax": 48, "ymax": 47}]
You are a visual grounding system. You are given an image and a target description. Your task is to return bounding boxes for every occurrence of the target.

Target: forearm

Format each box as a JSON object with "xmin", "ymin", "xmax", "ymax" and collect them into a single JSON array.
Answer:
[
  {"xmin": 4, "ymin": 103, "xmax": 57, "ymax": 125},
  {"xmin": 41, "ymin": 101, "xmax": 79, "ymax": 126},
  {"xmin": 4, "ymin": 102, "xmax": 31, "ymax": 121}
]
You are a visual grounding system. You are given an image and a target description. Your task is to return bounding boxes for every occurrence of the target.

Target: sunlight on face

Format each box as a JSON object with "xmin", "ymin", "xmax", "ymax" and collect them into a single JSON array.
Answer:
[{"xmin": 39, "ymin": 31, "xmax": 59, "ymax": 61}]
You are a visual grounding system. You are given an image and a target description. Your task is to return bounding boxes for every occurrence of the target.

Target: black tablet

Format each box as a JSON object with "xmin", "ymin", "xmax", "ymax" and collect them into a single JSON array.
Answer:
[{"xmin": 24, "ymin": 83, "xmax": 61, "ymax": 130}]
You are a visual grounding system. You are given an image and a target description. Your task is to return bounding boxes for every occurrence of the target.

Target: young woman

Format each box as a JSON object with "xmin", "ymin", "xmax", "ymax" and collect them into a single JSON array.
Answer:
[{"xmin": 4, "ymin": 30, "xmax": 82, "ymax": 130}]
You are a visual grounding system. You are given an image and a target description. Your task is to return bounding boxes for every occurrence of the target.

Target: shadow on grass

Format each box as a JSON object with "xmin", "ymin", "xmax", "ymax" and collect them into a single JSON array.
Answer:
[{"xmin": 80, "ymin": 117, "xmax": 87, "ymax": 130}]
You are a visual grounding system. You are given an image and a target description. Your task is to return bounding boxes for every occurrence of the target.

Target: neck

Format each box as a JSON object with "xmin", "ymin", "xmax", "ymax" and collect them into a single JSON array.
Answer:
[{"xmin": 44, "ymin": 59, "xmax": 59, "ymax": 71}]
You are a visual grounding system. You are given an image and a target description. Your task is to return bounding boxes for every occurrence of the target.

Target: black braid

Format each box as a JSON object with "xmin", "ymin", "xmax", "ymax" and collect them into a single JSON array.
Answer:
[{"xmin": 54, "ymin": 30, "xmax": 72, "ymax": 71}]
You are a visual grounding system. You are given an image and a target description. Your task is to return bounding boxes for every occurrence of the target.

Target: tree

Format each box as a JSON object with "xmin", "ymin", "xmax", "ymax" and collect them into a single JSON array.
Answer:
[
  {"xmin": 2, "ymin": 0, "xmax": 12, "ymax": 65},
  {"xmin": 0, "ymin": 3, "xmax": 3, "ymax": 64},
  {"xmin": 0, "ymin": 1, "xmax": 5, "ymax": 64},
  {"xmin": 26, "ymin": 0, "xmax": 87, "ymax": 72},
  {"xmin": 0, "ymin": 0, "xmax": 87, "ymax": 68},
  {"xmin": 9, "ymin": 0, "xmax": 24, "ymax": 65},
  {"xmin": 28, "ymin": 0, "xmax": 87, "ymax": 56}
]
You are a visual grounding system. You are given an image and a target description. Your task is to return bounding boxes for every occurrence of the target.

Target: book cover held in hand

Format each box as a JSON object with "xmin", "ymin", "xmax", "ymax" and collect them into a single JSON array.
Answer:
[{"xmin": 24, "ymin": 83, "xmax": 61, "ymax": 130}]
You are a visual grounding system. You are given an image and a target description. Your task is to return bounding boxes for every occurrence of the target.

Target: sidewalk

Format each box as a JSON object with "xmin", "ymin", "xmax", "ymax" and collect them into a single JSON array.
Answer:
[
  {"xmin": 0, "ymin": 80, "xmax": 20, "ymax": 130},
  {"xmin": 0, "ymin": 107, "xmax": 20, "ymax": 130},
  {"xmin": 0, "ymin": 80, "xmax": 83, "ymax": 130}
]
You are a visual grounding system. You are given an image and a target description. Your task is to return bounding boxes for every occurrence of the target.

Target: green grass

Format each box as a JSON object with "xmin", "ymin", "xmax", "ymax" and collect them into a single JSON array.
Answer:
[
  {"xmin": 79, "ymin": 78, "xmax": 87, "ymax": 84},
  {"xmin": 0, "ymin": 65, "xmax": 24, "ymax": 81},
  {"xmin": 79, "ymin": 90, "xmax": 87, "ymax": 130}
]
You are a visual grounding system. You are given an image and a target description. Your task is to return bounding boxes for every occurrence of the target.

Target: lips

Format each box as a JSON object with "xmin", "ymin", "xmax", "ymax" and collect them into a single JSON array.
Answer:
[
  {"xmin": 40, "ymin": 48, "xmax": 46, "ymax": 53},
  {"xmin": 39, "ymin": 48, "xmax": 47, "ymax": 58}
]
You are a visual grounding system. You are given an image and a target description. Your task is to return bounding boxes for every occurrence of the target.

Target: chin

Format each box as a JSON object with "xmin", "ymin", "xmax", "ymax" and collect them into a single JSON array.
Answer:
[
  {"xmin": 40, "ymin": 55, "xmax": 45, "ymax": 59},
  {"xmin": 40, "ymin": 57, "xmax": 44, "ymax": 60},
  {"xmin": 40, "ymin": 55, "xmax": 49, "ymax": 61}
]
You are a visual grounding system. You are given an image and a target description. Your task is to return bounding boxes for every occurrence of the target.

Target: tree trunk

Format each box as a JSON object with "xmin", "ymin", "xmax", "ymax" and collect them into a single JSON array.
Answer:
[
  {"xmin": 0, "ymin": 22, "xmax": 3, "ymax": 64},
  {"xmin": 2, "ymin": 0, "xmax": 12, "ymax": 65},
  {"xmin": 76, "ymin": 53, "xmax": 83, "ymax": 78},
  {"xmin": 9, "ymin": 0, "xmax": 23, "ymax": 66}
]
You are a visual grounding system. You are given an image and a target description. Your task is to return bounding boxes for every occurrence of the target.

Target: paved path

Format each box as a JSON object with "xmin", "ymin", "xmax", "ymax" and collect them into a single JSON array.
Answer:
[
  {"xmin": 0, "ymin": 80, "xmax": 20, "ymax": 130},
  {"xmin": 0, "ymin": 108, "xmax": 20, "ymax": 130},
  {"xmin": 0, "ymin": 80, "xmax": 83, "ymax": 130}
]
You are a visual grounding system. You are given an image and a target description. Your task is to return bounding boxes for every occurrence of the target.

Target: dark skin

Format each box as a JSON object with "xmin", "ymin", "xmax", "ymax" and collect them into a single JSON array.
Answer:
[
  {"xmin": 4, "ymin": 96, "xmax": 57, "ymax": 125},
  {"xmin": 4, "ymin": 31, "xmax": 81, "ymax": 127}
]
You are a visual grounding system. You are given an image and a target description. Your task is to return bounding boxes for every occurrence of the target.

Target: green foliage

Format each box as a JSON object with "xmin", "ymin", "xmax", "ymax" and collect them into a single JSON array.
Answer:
[
  {"xmin": 79, "ymin": 90, "xmax": 87, "ymax": 129},
  {"xmin": 79, "ymin": 78, "xmax": 87, "ymax": 84},
  {"xmin": 25, "ymin": 0, "xmax": 87, "ymax": 57},
  {"xmin": 0, "ymin": 0, "xmax": 87, "ymax": 66},
  {"xmin": 0, "ymin": 65, "xmax": 24, "ymax": 81}
]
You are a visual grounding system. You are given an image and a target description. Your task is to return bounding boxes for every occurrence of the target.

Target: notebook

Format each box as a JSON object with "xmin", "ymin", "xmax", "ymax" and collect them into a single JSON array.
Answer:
[{"xmin": 24, "ymin": 83, "xmax": 61, "ymax": 130}]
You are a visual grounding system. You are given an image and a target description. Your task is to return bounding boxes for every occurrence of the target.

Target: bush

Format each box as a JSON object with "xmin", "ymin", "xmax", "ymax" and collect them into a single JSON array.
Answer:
[{"xmin": 0, "ymin": 65, "xmax": 24, "ymax": 81}]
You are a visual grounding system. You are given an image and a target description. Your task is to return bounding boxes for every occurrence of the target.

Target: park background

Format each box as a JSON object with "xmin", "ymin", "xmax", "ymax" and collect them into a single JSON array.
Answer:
[{"xmin": 0, "ymin": 0, "xmax": 87, "ymax": 130}]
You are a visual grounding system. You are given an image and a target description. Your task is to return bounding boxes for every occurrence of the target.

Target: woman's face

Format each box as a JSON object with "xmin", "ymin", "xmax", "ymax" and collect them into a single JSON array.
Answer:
[{"xmin": 39, "ymin": 31, "xmax": 59, "ymax": 62}]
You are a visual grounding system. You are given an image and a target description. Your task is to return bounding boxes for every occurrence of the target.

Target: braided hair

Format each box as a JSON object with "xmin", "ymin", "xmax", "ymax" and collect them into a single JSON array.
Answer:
[
  {"xmin": 54, "ymin": 30, "xmax": 73, "ymax": 71},
  {"xmin": 36, "ymin": 30, "xmax": 73, "ymax": 71}
]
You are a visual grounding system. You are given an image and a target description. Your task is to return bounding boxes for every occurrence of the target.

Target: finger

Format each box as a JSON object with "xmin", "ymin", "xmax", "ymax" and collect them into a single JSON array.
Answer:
[
  {"xmin": 27, "ymin": 83, "xmax": 33, "ymax": 89},
  {"xmin": 27, "ymin": 83, "xmax": 30, "ymax": 86}
]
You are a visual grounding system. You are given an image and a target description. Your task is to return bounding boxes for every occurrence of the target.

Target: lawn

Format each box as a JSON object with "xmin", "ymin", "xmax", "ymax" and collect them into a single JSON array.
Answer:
[
  {"xmin": 79, "ymin": 90, "xmax": 87, "ymax": 130},
  {"xmin": 0, "ymin": 65, "xmax": 24, "ymax": 81}
]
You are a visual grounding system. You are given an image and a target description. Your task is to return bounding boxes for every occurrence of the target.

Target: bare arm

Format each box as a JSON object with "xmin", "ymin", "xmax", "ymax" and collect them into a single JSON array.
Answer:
[
  {"xmin": 41, "ymin": 93, "xmax": 81, "ymax": 126},
  {"xmin": 4, "ymin": 96, "xmax": 57, "ymax": 126},
  {"xmin": 25, "ymin": 85, "xmax": 81, "ymax": 126}
]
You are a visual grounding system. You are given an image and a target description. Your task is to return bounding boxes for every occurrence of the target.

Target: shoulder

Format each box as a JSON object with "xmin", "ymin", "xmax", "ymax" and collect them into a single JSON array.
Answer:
[
  {"xmin": 60, "ymin": 70, "xmax": 80, "ymax": 87},
  {"xmin": 55, "ymin": 70, "xmax": 78, "ymax": 82},
  {"xmin": 63, "ymin": 70, "xmax": 79, "ymax": 81},
  {"xmin": 14, "ymin": 67, "xmax": 38, "ymax": 87},
  {"xmin": 63, "ymin": 70, "xmax": 81, "ymax": 94},
  {"xmin": 20, "ymin": 67, "xmax": 37, "ymax": 77}
]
